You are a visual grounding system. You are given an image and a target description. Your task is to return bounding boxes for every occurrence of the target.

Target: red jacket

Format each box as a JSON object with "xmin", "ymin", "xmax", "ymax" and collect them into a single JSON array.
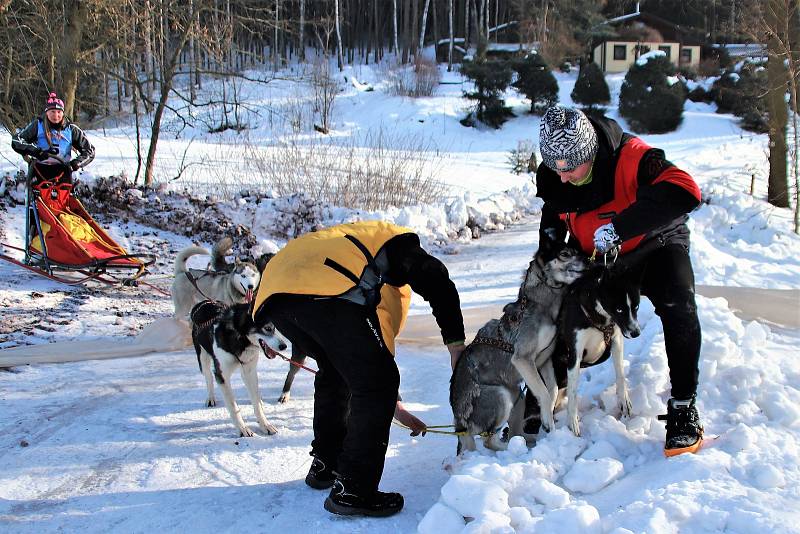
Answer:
[{"xmin": 537, "ymin": 116, "xmax": 701, "ymax": 256}]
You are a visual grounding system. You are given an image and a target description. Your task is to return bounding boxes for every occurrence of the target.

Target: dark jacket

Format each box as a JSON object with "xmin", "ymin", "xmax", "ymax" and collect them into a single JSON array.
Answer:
[
  {"xmin": 536, "ymin": 116, "xmax": 701, "ymax": 254},
  {"xmin": 11, "ymin": 117, "xmax": 95, "ymax": 169}
]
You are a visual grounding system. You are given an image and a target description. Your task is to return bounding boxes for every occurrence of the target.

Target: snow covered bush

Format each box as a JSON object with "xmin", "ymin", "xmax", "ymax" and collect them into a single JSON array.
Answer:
[
  {"xmin": 512, "ymin": 52, "xmax": 559, "ymax": 115},
  {"xmin": 507, "ymin": 139, "xmax": 538, "ymax": 175},
  {"xmin": 711, "ymin": 63, "xmax": 768, "ymax": 133},
  {"xmin": 385, "ymin": 56, "xmax": 440, "ymax": 98},
  {"xmin": 570, "ymin": 61, "xmax": 610, "ymax": 113},
  {"xmin": 619, "ymin": 51, "xmax": 686, "ymax": 134}
]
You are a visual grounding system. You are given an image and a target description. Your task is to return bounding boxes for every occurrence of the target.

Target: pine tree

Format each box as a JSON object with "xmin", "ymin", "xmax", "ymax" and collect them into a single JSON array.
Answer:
[
  {"xmin": 460, "ymin": 60, "xmax": 514, "ymax": 129},
  {"xmin": 511, "ymin": 53, "xmax": 559, "ymax": 115},
  {"xmin": 619, "ymin": 53, "xmax": 685, "ymax": 134},
  {"xmin": 571, "ymin": 62, "xmax": 610, "ymax": 112}
]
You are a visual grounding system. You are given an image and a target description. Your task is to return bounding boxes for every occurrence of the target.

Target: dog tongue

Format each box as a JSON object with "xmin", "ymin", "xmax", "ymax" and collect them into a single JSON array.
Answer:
[{"xmin": 246, "ymin": 289, "xmax": 254, "ymax": 302}]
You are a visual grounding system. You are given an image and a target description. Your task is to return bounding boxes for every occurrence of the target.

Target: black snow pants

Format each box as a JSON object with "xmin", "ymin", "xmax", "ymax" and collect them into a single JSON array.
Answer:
[
  {"xmin": 263, "ymin": 294, "xmax": 400, "ymax": 492},
  {"xmin": 620, "ymin": 242, "xmax": 702, "ymax": 399}
]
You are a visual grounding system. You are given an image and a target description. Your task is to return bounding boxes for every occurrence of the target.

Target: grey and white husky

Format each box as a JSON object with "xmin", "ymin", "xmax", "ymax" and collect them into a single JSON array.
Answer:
[
  {"xmin": 172, "ymin": 237, "xmax": 260, "ymax": 319},
  {"xmin": 450, "ymin": 240, "xmax": 588, "ymax": 453},
  {"xmin": 450, "ymin": 300, "xmax": 526, "ymax": 453},
  {"xmin": 509, "ymin": 239, "xmax": 590, "ymax": 435}
]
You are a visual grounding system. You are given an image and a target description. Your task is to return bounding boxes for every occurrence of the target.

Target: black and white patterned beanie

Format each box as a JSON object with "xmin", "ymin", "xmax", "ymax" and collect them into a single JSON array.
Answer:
[{"xmin": 539, "ymin": 106, "xmax": 598, "ymax": 172}]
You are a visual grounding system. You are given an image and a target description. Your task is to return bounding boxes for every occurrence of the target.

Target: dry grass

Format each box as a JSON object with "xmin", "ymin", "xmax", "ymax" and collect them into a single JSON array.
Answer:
[
  {"xmin": 243, "ymin": 128, "xmax": 447, "ymax": 210},
  {"xmin": 384, "ymin": 55, "xmax": 441, "ymax": 98}
]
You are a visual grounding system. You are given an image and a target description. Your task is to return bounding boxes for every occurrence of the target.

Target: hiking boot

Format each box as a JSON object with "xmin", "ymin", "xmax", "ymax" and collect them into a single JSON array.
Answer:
[
  {"xmin": 657, "ymin": 395, "xmax": 704, "ymax": 457},
  {"xmin": 324, "ymin": 478, "xmax": 404, "ymax": 517},
  {"xmin": 305, "ymin": 456, "xmax": 337, "ymax": 490}
]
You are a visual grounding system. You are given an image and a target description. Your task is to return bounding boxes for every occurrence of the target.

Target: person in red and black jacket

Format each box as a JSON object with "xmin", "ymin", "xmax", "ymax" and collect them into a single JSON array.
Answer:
[{"xmin": 536, "ymin": 105, "xmax": 703, "ymax": 457}]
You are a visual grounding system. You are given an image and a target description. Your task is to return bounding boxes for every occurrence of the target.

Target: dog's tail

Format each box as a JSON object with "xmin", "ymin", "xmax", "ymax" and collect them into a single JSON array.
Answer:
[
  {"xmin": 210, "ymin": 236, "xmax": 233, "ymax": 272},
  {"xmin": 174, "ymin": 246, "xmax": 210, "ymax": 275}
]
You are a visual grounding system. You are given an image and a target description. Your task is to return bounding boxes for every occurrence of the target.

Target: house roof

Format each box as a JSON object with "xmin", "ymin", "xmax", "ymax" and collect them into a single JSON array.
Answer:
[{"xmin": 594, "ymin": 10, "xmax": 705, "ymax": 46}]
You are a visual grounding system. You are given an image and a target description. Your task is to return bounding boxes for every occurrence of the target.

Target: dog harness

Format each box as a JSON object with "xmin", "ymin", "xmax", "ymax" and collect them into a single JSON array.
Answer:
[
  {"xmin": 470, "ymin": 335, "xmax": 514, "ymax": 354},
  {"xmin": 578, "ymin": 303, "xmax": 616, "ymax": 368},
  {"xmin": 190, "ymin": 300, "xmax": 245, "ymax": 367}
]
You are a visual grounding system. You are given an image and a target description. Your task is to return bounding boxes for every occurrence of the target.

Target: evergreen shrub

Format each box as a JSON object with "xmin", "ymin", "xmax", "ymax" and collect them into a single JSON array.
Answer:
[
  {"xmin": 571, "ymin": 62, "xmax": 611, "ymax": 112},
  {"xmin": 619, "ymin": 52, "xmax": 685, "ymax": 133},
  {"xmin": 460, "ymin": 59, "xmax": 514, "ymax": 129},
  {"xmin": 511, "ymin": 53, "xmax": 559, "ymax": 115}
]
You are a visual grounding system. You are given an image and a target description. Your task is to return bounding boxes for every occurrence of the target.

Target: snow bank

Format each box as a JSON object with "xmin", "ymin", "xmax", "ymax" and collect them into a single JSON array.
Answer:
[{"xmin": 420, "ymin": 296, "xmax": 800, "ymax": 532}]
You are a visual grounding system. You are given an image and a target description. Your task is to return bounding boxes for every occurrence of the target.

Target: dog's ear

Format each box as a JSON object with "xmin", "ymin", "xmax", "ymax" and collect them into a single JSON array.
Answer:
[{"xmin": 256, "ymin": 252, "xmax": 275, "ymax": 273}]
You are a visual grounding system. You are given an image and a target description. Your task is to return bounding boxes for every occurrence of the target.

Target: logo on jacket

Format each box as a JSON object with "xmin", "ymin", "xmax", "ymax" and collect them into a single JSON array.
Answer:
[{"xmin": 365, "ymin": 317, "xmax": 384, "ymax": 349}]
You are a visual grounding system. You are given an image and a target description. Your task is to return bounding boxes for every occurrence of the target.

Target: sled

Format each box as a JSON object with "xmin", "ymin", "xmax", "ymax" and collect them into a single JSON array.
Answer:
[{"xmin": 0, "ymin": 157, "xmax": 155, "ymax": 286}]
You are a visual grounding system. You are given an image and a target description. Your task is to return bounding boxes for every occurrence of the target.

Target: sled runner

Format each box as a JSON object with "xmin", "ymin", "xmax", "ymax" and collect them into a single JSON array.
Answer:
[{"xmin": 0, "ymin": 157, "xmax": 155, "ymax": 286}]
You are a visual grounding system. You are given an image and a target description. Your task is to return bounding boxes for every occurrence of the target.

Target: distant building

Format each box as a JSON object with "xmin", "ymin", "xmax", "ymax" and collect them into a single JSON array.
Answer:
[{"xmin": 591, "ymin": 7, "xmax": 702, "ymax": 73}]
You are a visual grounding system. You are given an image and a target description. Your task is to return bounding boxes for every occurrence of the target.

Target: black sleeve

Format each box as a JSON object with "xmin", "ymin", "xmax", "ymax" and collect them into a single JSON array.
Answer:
[
  {"xmin": 539, "ymin": 203, "xmax": 568, "ymax": 244},
  {"xmin": 612, "ymin": 149, "xmax": 701, "ymax": 241},
  {"xmin": 69, "ymin": 124, "xmax": 95, "ymax": 168},
  {"xmin": 382, "ymin": 233, "xmax": 465, "ymax": 345},
  {"xmin": 10, "ymin": 119, "xmax": 41, "ymax": 157}
]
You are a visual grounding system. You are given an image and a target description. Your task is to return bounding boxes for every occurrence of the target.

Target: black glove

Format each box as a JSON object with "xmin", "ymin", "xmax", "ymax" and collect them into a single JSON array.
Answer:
[
  {"xmin": 69, "ymin": 159, "xmax": 80, "ymax": 171},
  {"xmin": 34, "ymin": 148, "xmax": 49, "ymax": 161}
]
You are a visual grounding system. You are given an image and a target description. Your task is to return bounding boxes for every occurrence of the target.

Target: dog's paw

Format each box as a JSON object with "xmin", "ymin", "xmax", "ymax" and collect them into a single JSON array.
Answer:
[
  {"xmin": 206, "ymin": 399, "xmax": 216, "ymax": 407},
  {"xmin": 619, "ymin": 397, "xmax": 633, "ymax": 418},
  {"xmin": 239, "ymin": 427, "xmax": 255, "ymax": 438},
  {"xmin": 569, "ymin": 416, "xmax": 581, "ymax": 437},
  {"xmin": 278, "ymin": 392, "xmax": 290, "ymax": 403},
  {"xmin": 261, "ymin": 422, "xmax": 278, "ymax": 435}
]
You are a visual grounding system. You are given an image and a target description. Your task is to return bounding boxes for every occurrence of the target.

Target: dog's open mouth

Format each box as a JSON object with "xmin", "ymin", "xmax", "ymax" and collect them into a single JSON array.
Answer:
[
  {"xmin": 245, "ymin": 289, "xmax": 254, "ymax": 302},
  {"xmin": 258, "ymin": 338, "xmax": 278, "ymax": 359}
]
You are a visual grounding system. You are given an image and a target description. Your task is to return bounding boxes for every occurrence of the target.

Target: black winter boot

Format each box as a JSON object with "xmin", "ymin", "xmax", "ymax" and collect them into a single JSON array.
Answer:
[
  {"xmin": 305, "ymin": 456, "xmax": 337, "ymax": 489},
  {"xmin": 658, "ymin": 396, "xmax": 704, "ymax": 457},
  {"xmin": 324, "ymin": 478, "xmax": 404, "ymax": 517}
]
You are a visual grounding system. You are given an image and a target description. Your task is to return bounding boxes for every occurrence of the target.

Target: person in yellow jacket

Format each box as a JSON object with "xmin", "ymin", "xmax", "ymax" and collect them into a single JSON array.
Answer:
[{"xmin": 252, "ymin": 220, "xmax": 466, "ymax": 518}]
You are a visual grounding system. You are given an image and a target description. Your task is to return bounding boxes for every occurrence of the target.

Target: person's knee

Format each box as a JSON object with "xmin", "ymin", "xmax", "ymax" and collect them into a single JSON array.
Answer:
[{"xmin": 652, "ymin": 287, "xmax": 697, "ymax": 319}]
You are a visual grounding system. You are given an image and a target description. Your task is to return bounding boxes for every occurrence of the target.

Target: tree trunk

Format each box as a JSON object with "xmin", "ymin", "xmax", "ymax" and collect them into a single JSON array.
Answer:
[
  {"xmin": 335, "ymin": 0, "xmax": 344, "ymax": 70},
  {"xmin": 299, "ymin": 0, "xmax": 306, "ymax": 61},
  {"xmin": 448, "ymin": 0, "xmax": 454, "ymax": 70},
  {"xmin": 58, "ymin": 0, "xmax": 89, "ymax": 118},
  {"xmin": 393, "ymin": 0, "xmax": 400, "ymax": 55},
  {"xmin": 766, "ymin": 0, "xmax": 790, "ymax": 208},
  {"xmin": 419, "ymin": 0, "xmax": 431, "ymax": 51}
]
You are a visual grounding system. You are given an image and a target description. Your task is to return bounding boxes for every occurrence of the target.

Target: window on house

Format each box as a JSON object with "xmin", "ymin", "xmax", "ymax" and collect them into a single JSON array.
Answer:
[
  {"xmin": 613, "ymin": 45, "xmax": 626, "ymax": 60},
  {"xmin": 681, "ymin": 48, "xmax": 692, "ymax": 63},
  {"xmin": 658, "ymin": 45, "xmax": 671, "ymax": 60}
]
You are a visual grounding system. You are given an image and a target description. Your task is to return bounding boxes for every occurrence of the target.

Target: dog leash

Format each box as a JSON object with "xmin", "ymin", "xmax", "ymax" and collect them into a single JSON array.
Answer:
[{"xmin": 271, "ymin": 351, "xmax": 319, "ymax": 374}]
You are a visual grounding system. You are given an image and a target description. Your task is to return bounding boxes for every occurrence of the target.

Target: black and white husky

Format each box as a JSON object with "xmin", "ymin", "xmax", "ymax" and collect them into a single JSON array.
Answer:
[
  {"xmin": 172, "ymin": 237, "xmax": 261, "ymax": 319},
  {"xmin": 555, "ymin": 264, "xmax": 641, "ymax": 436},
  {"xmin": 190, "ymin": 301, "xmax": 290, "ymax": 437}
]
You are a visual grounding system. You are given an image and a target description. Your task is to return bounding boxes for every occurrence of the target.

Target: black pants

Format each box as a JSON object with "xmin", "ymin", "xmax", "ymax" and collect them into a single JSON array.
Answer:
[
  {"xmin": 621, "ymin": 243, "xmax": 702, "ymax": 399},
  {"xmin": 263, "ymin": 294, "xmax": 400, "ymax": 492}
]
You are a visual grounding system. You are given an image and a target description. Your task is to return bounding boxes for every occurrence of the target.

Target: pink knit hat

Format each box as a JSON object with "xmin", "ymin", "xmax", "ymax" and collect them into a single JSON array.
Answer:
[{"xmin": 44, "ymin": 92, "xmax": 65, "ymax": 112}]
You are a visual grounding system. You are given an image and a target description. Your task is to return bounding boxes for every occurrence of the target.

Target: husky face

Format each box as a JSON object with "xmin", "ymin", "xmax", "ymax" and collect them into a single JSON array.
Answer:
[
  {"xmin": 252, "ymin": 322, "xmax": 290, "ymax": 359},
  {"xmin": 598, "ymin": 272, "xmax": 641, "ymax": 339},
  {"xmin": 232, "ymin": 263, "xmax": 260, "ymax": 302},
  {"xmin": 537, "ymin": 238, "xmax": 589, "ymax": 285}
]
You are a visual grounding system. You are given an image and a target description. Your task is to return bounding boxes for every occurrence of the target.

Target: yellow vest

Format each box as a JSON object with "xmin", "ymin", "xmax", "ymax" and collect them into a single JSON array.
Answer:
[{"xmin": 252, "ymin": 220, "xmax": 414, "ymax": 355}]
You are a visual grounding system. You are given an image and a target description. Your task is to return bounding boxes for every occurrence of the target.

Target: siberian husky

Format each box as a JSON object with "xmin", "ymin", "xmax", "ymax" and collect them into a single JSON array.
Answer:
[
  {"xmin": 172, "ymin": 237, "xmax": 260, "ymax": 318},
  {"xmin": 555, "ymin": 264, "xmax": 641, "ymax": 436},
  {"xmin": 450, "ymin": 240, "xmax": 588, "ymax": 452},
  {"xmin": 510, "ymin": 239, "xmax": 590, "ymax": 435},
  {"xmin": 190, "ymin": 301, "xmax": 290, "ymax": 437}
]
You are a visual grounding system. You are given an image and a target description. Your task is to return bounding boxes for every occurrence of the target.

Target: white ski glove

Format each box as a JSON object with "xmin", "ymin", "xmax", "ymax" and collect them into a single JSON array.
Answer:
[{"xmin": 593, "ymin": 223, "xmax": 621, "ymax": 253}]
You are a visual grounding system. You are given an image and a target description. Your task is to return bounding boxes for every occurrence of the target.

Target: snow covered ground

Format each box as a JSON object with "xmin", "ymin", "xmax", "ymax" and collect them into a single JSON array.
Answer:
[{"xmin": 1, "ymin": 63, "xmax": 799, "ymax": 532}]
